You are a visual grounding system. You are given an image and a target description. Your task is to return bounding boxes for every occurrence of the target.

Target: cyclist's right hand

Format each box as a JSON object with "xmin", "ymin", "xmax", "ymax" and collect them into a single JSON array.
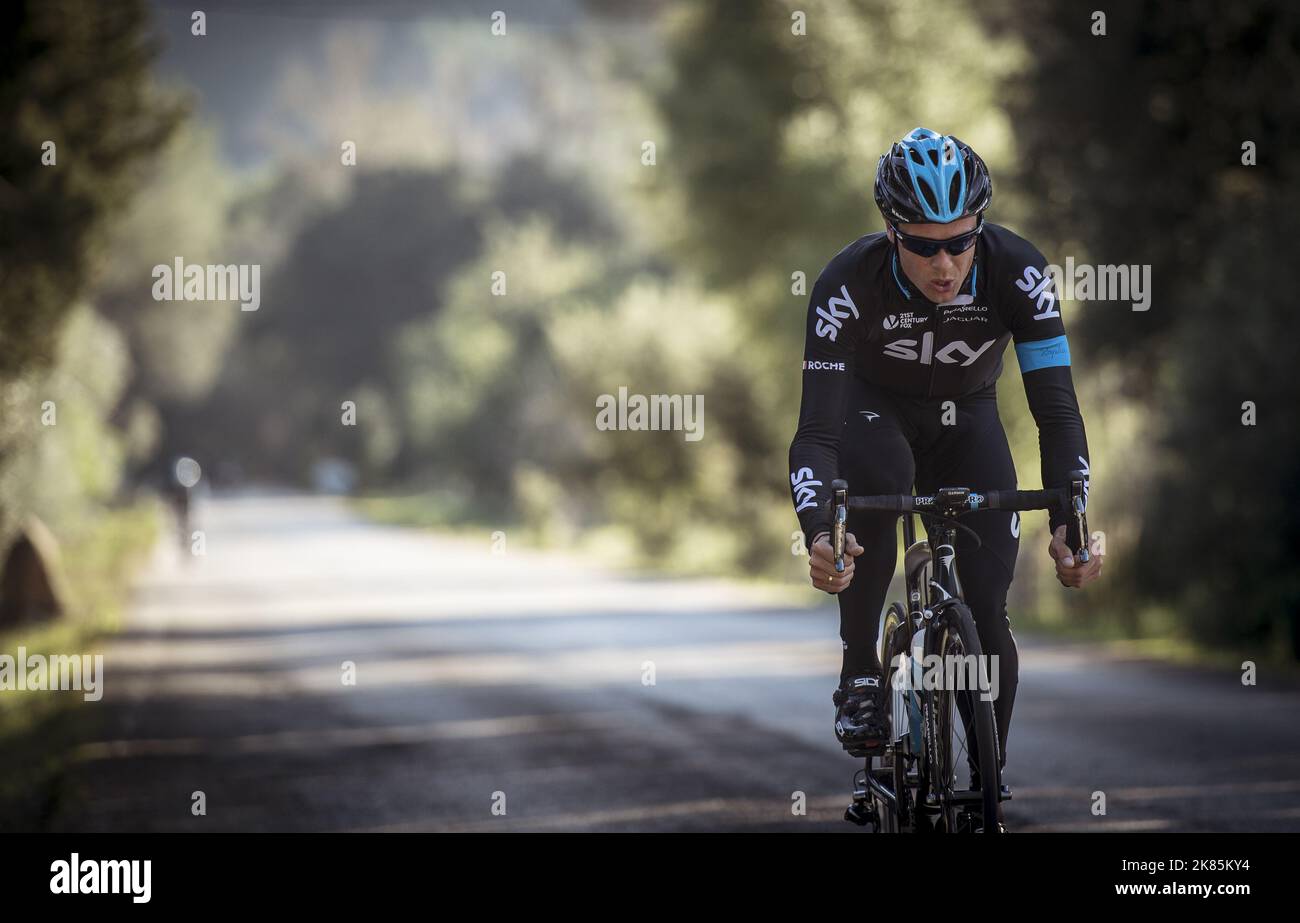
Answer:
[{"xmin": 808, "ymin": 531, "xmax": 864, "ymax": 594}]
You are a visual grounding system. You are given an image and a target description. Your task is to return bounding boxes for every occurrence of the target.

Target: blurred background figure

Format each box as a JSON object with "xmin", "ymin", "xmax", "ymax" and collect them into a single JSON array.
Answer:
[{"xmin": 167, "ymin": 456, "xmax": 202, "ymax": 554}]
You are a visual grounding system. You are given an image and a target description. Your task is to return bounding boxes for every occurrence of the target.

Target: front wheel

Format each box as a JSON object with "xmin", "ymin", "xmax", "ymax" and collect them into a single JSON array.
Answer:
[
  {"xmin": 870, "ymin": 602, "xmax": 912, "ymax": 832},
  {"xmin": 925, "ymin": 602, "xmax": 1001, "ymax": 833}
]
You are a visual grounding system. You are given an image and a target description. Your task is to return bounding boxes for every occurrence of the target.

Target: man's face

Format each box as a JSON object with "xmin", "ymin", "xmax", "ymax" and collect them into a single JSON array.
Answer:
[{"xmin": 887, "ymin": 215, "xmax": 979, "ymax": 304}]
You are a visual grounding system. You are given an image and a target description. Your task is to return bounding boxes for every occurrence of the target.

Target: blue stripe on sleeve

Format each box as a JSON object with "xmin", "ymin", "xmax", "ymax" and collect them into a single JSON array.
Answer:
[{"xmin": 1015, "ymin": 335, "xmax": 1071, "ymax": 372}]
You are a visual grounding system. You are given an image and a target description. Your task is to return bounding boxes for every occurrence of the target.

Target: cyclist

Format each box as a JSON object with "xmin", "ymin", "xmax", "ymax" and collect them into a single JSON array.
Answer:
[{"xmin": 788, "ymin": 128, "xmax": 1104, "ymax": 778}]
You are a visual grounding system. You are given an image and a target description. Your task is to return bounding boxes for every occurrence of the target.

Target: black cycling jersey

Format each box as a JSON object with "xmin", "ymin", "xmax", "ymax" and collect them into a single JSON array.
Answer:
[{"xmin": 789, "ymin": 222, "xmax": 1090, "ymax": 544}]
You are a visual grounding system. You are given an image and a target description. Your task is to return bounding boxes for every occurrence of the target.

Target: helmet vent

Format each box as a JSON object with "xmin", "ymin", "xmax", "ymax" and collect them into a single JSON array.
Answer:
[{"xmin": 918, "ymin": 180, "xmax": 939, "ymax": 215}]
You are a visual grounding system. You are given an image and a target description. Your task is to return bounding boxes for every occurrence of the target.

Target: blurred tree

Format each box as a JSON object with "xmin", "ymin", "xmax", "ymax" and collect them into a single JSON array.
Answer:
[
  {"xmin": 490, "ymin": 153, "xmax": 622, "ymax": 246},
  {"xmin": 986, "ymin": 0, "xmax": 1300, "ymax": 656},
  {"xmin": 96, "ymin": 122, "xmax": 239, "ymax": 407},
  {"xmin": 0, "ymin": 0, "xmax": 181, "ymax": 550},
  {"xmin": 170, "ymin": 166, "xmax": 483, "ymax": 483},
  {"xmin": 649, "ymin": 0, "xmax": 1022, "ymax": 345},
  {"xmin": 394, "ymin": 219, "xmax": 605, "ymax": 522},
  {"xmin": 0, "ymin": 0, "xmax": 183, "ymax": 380},
  {"xmin": 0, "ymin": 307, "xmax": 132, "ymax": 528},
  {"xmin": 172, "ymin": 144, "xmax": 635, "ymax": 489}
]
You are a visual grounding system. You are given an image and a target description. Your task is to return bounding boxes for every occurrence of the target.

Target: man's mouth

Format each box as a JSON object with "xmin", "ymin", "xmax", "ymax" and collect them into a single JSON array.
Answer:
[{"xmin": 931, "ymin": 280, "xmax": 955, "ymax": 294}]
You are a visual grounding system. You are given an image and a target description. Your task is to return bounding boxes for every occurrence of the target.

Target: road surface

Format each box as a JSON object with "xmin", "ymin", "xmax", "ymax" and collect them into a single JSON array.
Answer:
[{"xmin": 46, "ymin": 494, "xmax": 1300, "ymax": 832}]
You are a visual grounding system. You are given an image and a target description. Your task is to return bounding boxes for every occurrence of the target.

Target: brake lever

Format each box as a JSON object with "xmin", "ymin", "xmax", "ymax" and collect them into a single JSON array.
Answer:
[
  {"xmin": 831, "ymin": 479, "xmax": 848, "ymax": 573},
  {"xmin": 1068, "ymin": 469, "xmax": 1090, "ymax": 564}
]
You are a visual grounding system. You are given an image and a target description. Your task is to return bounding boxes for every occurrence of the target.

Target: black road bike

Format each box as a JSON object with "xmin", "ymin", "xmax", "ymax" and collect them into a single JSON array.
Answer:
[{"xmin": 832, "ymin": 470, "xmax": 1091, "ymax": 833}]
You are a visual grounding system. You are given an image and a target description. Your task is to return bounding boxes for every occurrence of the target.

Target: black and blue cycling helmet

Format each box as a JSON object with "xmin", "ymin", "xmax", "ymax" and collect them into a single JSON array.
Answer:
[{"xmin": 874, "ymin": 127, "xmax": 992, "ymax": 224}]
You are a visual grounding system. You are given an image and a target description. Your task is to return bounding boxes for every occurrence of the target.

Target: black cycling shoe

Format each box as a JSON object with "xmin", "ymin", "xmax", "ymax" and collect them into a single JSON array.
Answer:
[{"xmin": 833, "ymin": 673, "xmax": 890, "ymax": 755}]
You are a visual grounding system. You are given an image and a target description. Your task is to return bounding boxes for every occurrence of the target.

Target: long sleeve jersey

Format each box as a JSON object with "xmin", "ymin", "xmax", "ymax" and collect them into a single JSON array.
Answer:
[{"xmin": 788, "ymin": 222, "xmax": 1090, "ymax": 545}]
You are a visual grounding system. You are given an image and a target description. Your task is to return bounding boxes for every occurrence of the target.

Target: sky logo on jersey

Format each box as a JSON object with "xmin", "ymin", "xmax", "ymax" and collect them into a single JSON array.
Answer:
[
  {"xmin": 883, "ymin": 332, "xmax": 995, "ymax": 366},
  {"xmin": 790, "ymin": 466, "xmax": 822, "ymax": 513},
  {"xmin": 1014, "ymin": 266, "xmax": 1061, "ymax": 320},
  {"xmin": 813, "ymin": 285, "xmax": 860, "ymax": 342}
]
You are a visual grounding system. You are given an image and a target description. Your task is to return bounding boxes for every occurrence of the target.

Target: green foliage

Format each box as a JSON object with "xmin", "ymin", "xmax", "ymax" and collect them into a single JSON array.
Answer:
[
  {"xmin": 0, "ymin": 0, "xmax": 180, "ymax": 604},
  {"xmin": 384, "ymin": 215, "xmax": 797, "ymax": 575},
  {"xmin": 96, "ymin": 121, "xmax": 240, "ymax": 407},
  {"xmin": 546, "ymin": 275, "xmax": 792, "ymax": 572},
  {"xmin": 168, "ymin": 166, "xmax": 485, "ymax": 483},
  {"xmin": 393, "ymin": 220, "xmax": 602, "ymax": 511},
  {"xmin": 171, "ymin": 151, "xmax": 629, "ymax": 489},
  {"xmin": 0, "ymin": 0, "xmax": 183, "ymax": 380},
  {"xmin": 986, "ymin": 0, "xmax": 1300, "ymax": 656},
  {"xmin": 651, "ymin": 0, "xmax": 1023, "ymax": 345},
  {"xmin": 0, "ymin": 306, "xmax": 133, "ymax": 547},
  {"xmin": 0, "ymin": 499, "xmax": 158, "ymax": 833}
]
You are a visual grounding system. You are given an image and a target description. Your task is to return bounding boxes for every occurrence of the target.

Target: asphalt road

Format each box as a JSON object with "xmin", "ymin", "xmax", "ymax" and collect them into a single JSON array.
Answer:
[{"xmin": 47, "ymin": 494, "xmax": 1300, "ymax": 832}]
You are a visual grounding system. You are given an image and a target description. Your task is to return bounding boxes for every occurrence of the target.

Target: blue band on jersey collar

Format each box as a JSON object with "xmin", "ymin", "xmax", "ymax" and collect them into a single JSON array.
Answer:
[{"xmin": 890, "ymin": 249, "xmax": 912, "ymax": 299}]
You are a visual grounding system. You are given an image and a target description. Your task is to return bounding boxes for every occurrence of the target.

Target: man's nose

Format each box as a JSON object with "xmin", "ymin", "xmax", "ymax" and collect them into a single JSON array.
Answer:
[{"xmin": 930, "ymin": 250, "xmax": 956, "ymax": 273}]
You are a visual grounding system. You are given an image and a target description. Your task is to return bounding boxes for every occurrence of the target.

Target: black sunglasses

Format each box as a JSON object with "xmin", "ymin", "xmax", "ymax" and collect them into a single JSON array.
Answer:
[{"xmin": 891, "ymin": 219, "xmax": 984, "ymax": 257}]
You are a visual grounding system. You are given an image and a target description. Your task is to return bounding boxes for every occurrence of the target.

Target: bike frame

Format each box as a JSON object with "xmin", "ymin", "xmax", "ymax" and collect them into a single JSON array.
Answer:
[
  {"xmin": 840, "ymin": 475, "xmax": 1089, "ymax": 831},
  {"xmin": 859, "ymin": 507, "xmax": 979, "ymax": 825}
]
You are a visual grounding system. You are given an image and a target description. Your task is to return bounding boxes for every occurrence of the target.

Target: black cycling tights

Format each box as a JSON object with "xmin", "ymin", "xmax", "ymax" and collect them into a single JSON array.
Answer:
[{"xmin": 834, "ymin": 376, "xmax": 1021, "ymax": 768}]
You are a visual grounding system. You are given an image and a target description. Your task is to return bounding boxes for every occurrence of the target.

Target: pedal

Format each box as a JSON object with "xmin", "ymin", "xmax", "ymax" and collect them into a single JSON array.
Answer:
[
  {"xmin": 843, "ymin": 739, "xmax": 887, "ymax": 758},
  {"xmin": 846, "ymin": 747, "xmax": 883, "ymax": 759},
  {"xmin": 844, "ymin": 801, "xmax": 876, "ymax": 828}
]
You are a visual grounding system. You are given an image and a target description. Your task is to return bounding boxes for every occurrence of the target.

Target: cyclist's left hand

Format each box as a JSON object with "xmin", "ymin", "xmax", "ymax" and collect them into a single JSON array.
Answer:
[{"xmin": 1048, "ymin": 525, "xmax": 1103, "ymax": 589}]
